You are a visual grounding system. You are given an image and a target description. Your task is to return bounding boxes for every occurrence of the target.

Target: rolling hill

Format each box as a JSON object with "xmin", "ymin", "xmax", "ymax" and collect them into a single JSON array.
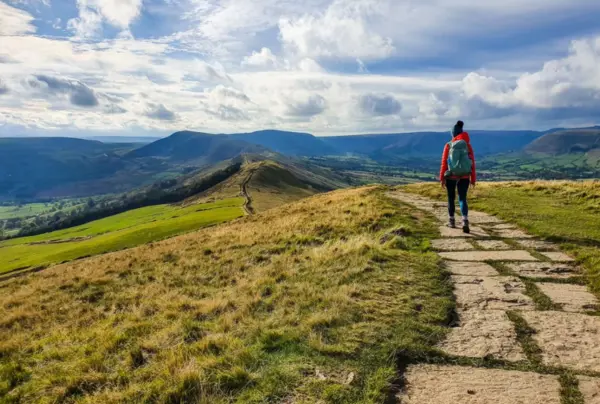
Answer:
[
  {"xmin": 322, "ymin": 130, "xmax": 543, "ymax": 158},
  {"xmin": 3, "ymin": 155, "xmax": 349, "ymax": 271},
  {"xmin": 194, "ymin": 157, "xmax": 347, "ymax": 212},
  {"xmin": 125, "ymin": 131, "xmax": 269, "ymax": 164},
  {"xmin": 0, "ymin": 137, "xmax": 135, "ymax": 200},
  {"xmin": 230, "ymin": 130, "xmax": 336, "ymax": 156},
  {"xmin": 525, "ymin": 128, "xmax": 600, "ymax": 155}
]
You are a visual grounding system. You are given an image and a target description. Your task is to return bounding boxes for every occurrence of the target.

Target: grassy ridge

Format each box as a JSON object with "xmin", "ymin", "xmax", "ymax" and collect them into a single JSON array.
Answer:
[
  {"xmin": 0, "ymin": 198, "xmax": 244, "ymax": 275},
  {"xmin": 0, "ymin": 187, "xmax": 453, "ymax": 403},
  {"xmin": 404, "ymin": 181, "xmax": 600, "ymax": 296}
]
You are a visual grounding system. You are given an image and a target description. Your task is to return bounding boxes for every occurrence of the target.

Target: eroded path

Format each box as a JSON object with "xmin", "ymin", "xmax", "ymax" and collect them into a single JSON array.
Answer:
[{"xmin": 389, "ymin": 191, "xmax": 600, "ymax": 404}]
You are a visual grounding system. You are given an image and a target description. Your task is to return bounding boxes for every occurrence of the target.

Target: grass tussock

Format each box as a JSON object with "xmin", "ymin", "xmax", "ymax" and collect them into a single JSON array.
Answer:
[
  {"xmin": 404, "ymin": 180, "xmax": 600, "ymax": 297},
  {"xmin": 0, "ymin": 187, "xmax": 452, "ymax": 403}
]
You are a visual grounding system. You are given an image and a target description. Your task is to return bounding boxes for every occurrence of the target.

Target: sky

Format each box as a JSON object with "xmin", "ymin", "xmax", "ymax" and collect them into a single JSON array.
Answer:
[{"xmin": 0, "ymin": 0, "xmax": 599, "ymax": 137}]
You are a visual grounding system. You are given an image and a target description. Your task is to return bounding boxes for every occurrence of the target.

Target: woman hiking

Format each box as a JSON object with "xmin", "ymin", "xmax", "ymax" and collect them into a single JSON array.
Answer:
[{"xmin": 439, "ymin": 120, "xmax": 476, "ymax": 233}]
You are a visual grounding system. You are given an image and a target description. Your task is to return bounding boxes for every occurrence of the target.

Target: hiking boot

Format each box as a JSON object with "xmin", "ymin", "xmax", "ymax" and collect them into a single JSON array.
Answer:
[
  {"xmin": 448, "ymin": 217, "xmax": 456, "ymax": 228},
  {"xmin": 462, "ymin": 220, "xmax": 470, "ymax": 234}
]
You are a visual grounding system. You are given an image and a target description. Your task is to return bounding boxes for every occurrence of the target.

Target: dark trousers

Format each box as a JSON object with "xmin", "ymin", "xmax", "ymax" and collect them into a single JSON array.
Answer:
[{"xmin": 446, "ymin": 179, "xmax": 470, "ymax": 218}]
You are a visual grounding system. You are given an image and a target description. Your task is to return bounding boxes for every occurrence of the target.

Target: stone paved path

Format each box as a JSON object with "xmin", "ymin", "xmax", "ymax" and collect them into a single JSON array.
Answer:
[{"xmin": 389, "ymin": 191, "xmax": 600, "ymax": 403}]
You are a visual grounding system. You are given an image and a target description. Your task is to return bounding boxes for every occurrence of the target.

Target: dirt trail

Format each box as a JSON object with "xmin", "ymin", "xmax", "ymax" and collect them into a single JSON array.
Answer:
[
  {"xmin": 389, "ymin": 190, "xmax": 600, "ymax": 403},
  {"xmin": 240, "ymin": 170, "xmax": 255, "ymax": 215}
]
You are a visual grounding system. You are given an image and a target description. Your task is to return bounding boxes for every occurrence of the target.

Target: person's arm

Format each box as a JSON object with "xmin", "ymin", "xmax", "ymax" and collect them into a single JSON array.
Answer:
[
  {"xmin": 440, "ymin": 143, "xmax": 449, "ymax": 184},
  {"xmin": 468, "ymin": 143, "xmax": 477, "ymax": 185}
]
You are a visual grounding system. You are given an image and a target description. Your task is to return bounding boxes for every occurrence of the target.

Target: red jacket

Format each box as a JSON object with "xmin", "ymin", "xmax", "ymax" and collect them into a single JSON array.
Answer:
[{"xmin": 439, "ymin": 132, "xmax": 476, "ymax": 184}]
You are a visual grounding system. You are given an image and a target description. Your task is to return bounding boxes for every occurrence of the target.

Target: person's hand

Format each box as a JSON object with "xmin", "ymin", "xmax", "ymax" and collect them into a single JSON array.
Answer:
[
  {"xmin": 441, "ymin": 182, "xmax": 446, "ymax": 189},
  {"xmin": 471, "ymin": 182, "xmax": 476, "ymax": 189}
]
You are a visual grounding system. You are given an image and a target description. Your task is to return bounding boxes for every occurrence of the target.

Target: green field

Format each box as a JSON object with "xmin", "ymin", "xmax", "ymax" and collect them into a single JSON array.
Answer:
[
  {"xmin": 0, "ymin": 204, "xmax": 56, "ymax": 220},
  {"xmin": 0, "ymin": 198, "xmax": 244, "ymax": 275}
]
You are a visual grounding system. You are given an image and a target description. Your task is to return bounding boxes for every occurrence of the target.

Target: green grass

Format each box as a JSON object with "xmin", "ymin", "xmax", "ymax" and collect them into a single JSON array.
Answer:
[
  {"xmin": 404, "ymin": 181, "xmax": 600, "ymax": 297},
  {"xmin": 0, "ymin": 204, "xmax": 54, "ymax": 220},
  {"xmin": 0, "ymin": 198, "xmax": 244, "ymax": 275},
  {"xmin": 0, "ymin": 187, "xmax": 454, "ymax": 403}
]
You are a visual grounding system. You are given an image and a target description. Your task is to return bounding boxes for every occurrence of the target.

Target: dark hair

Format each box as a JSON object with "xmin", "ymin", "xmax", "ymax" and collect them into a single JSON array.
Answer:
[{"xmin": 452, "ymin": 120, "xmax": 464, "ymax": 137}]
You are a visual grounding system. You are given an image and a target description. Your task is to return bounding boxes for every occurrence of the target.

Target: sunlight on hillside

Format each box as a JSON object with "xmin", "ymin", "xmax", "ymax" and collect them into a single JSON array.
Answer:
[{"xmin": 0, "ymin": 187, "xmax": 452, "ymax": 403}]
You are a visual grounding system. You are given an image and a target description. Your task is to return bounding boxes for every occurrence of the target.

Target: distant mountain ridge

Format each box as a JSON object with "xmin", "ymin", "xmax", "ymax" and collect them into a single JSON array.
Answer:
[
  {"xmin": 2, "ymin": 126, "xmax": 599, "ymax": 201},
  {"xmin": 322, "ymin": 130, "xmax": 544, "ymax": 157}
]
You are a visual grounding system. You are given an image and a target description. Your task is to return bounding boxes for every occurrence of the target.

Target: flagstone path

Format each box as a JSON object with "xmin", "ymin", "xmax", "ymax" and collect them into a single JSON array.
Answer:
[{"xmin": 389, "ymin": 191, "xmax": 600, "ymax": 403}]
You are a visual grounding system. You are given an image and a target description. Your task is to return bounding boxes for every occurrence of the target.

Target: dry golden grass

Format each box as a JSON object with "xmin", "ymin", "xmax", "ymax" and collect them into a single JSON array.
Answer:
[
  {"xmin": 191, "ymin": 161, "xmax": 321, "ymax": 214},
  {"xmin": 0, "ymin": 187, "xmax": 452, "ymax": 403}
]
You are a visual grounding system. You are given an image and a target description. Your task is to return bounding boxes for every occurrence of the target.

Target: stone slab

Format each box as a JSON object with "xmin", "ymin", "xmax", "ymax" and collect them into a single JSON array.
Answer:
[
  {"xmin": 431, "ymin": 239, "xmax": 475, "ymax": 251},
  {"xmin": 537, "ymin": 283, "xmax": 599, "ymax": 312},
  {"xmin": 398, "ymin": 365, "xmax": 561, "ymax": 404},
  {"xmin": 439, "ymin": 310, "xmax": 525, "ymax": 361},
  {"xmin": 489, "ymin": 223, "xmax": 518, "ymax": 230},
  {"xmin": 476, "ymin": 240, "xmax": 512, "ymax": 250},
  {"xmin": 452, "ymin": 275, "xmax": 535, "ymax": 311},
  {"xmin": 445, "ymin": 262, "xmax": 499, "ymax": 276},
  {"xmin": 541, "ymin": 251, "xmax": 575, "ymax": 262},
  {"xmin": 515, "ymin": 239, "xmax": 558, "ymax": 251},
  {"xmin": 521, "ymin": 311, "xmax": 600, "ymax": 372},
  {"xmin": 466, "ymin": 211, "xmax": 505, "ymax": 224},
  {"xmin": 578, "ymin": 376, "xmax": 600, "ymax": 404},
  {"xmin": 493, "ymin": 229, "xmax": 535, "ymax": 239},
  {"xmin": 439, "ymin": 250, "xmax": 538, "ymax": 262},
  {"xmin": 506, "ymin": 262, "xmax": 580, "ymax": 279},
  {"xmin": 439, "ymin": 226, "xmax": 489, "ymax": 238}
]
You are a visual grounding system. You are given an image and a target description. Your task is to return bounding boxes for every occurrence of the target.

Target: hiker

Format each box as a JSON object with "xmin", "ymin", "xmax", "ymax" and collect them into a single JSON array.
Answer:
[{"xmin": 439, "ymin": 120, "xmax": 476, "ymax": 233}]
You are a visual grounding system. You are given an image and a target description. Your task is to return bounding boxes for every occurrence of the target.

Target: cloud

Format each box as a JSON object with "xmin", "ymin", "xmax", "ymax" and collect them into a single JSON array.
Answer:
[
  {"xmin": 30, "ymin": 75, "xmax": 100, "ymax": 107},
  {"xmin": 242, "ymin": 47, "xmax": 280, "ymax": 68},
  {"xmin": 458, "ymin": 36, "xmax": 600, "ymax": 119},
  {"xmin": 279, "ymin": 0, "xmax": 395, "ymax": 61},
  {"xmin": 358, "ymin": 94, "xmax": 402, "ymax": 116},
  {"xmin": 0, "ymin": 79, "xmax": 9, "ymax": 95},
  {"xmin": 145, "ymin": 103, "xmax": 176, "ymax": 121},
  {"xmin": 284, "ymin": 94, "xmax": 327, "ymax": 117},
  {"xmin": 207, "ymin": 85, "xmax": 251, "ymax": 103},
  {"xmin": 67, "ymin": 4, "xmax": 103, "ymax": 38},
  {"xmin": 0, "ymin": 2, "xmax": 36, "ymax": 35},
  {"xmin": 206, "ymin": 105, "xmax": 249, "ymax": 122},
  {"xmin": 68, "ymin": 0, "xmax": 143, "ymax": 38}
]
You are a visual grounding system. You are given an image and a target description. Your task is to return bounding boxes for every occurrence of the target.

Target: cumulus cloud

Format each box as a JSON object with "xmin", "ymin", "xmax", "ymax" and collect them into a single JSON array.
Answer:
[
  {"xmin": 0, "ymin": 2, "xmax": 36, "ymax": 36},
  {"xmin": 29, "ymin": 75, "xmax": 100, "ymax": 107},
  {"xmin": 68, "ymin": 0, "xmax": 143, "ymax": 38},
  {"xmin": 279, "ymin": 0, "xmax": 395, "ymax": 60},
  {"xmin": 284, "ymin": 94, "xmax": 327, "ymax": 117},
  {"xmin": 457, "ymin": 36, "xmax": 600, "ymax": 120},
  {"xmin": 358, "ymin": 94, "xmax": 402, "ymax": 116},
  {"xmin": 242, "ymin": 47, "xmax": 280, "ymax": 68},
  {"xmin": 145, "ymin": 103, "xmax": 176, "ymax": 121}
]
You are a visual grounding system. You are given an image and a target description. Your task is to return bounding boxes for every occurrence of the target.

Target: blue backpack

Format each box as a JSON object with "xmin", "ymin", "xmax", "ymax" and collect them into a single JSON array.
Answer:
[{"xmin": 446, "ymin": 139, "xmax": 472, "ymax": 177}]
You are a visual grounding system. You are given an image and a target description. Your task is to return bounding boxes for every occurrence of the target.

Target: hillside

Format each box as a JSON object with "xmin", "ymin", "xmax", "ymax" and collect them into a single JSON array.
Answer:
[
  {"xmin": 0, "ymin": 187, "xmax": 450, "ymax": 402},
  {"xmin": 0, "ymin": 138, "xmax": 133, "ymax": 200},
  {"xmin": 1, "ymin": 157, "xmax": 347, "ymax": 274},
  {"xmin": 230, "ymin": 130, "xmax": 336, "ymax": 156},
  {"xmin": 323, "ymin": 130, "xmax": 543, "ymax": 158},
  {"xmin": 125, "ymin": 131, "xmax": 268, "ymax": 164},
  {"xmin": 525, "ymin": 128, "xmax": 600, "ymax": 154},
  {"xmin": 195, "ymin": 157, "xmax": 346, "ymax": 212}
]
